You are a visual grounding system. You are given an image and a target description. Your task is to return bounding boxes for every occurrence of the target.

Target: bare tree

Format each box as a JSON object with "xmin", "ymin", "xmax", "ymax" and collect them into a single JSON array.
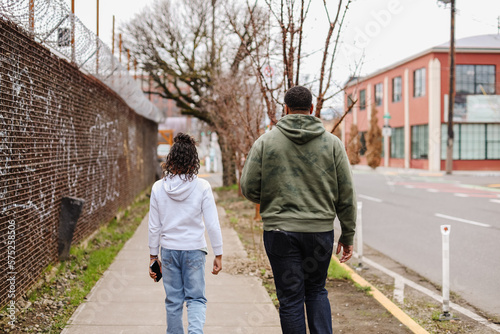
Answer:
[
  {"xmin": 209, "ymin": 67, "xmax": 265, "ymax": 193},
  {"xmin": 225, "ymin": 0, "xmax": 354, "ymax": 130},
  {"xmin": 123, "ymin": 0, "xmax": 267, "ymax": 186},
  {"xmin": 255, "ymin": 0, "xmax": 353, "ymax": 121},
  {"xmin": 226, "ymin": 1, "xmax": 282, "ymax": 126},
  {"xmin": 332, "ymin": 118, "xmax": 342, "ymax": 139}
]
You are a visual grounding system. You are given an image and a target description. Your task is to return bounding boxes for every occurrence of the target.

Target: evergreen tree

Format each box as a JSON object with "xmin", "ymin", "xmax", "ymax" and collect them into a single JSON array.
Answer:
[
  {"xmin": 347, "ymin": 124, "xmax": 360, "ymax": 165},
  {"xmin": 366, "ymin": 106, "xmax": 382, "ymax": 169}
]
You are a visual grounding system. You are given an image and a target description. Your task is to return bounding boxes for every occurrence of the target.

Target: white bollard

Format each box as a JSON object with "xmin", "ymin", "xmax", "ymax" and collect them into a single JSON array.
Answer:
[
  {"xmin": 357, "ymin": 201, "xmax": 363, "ymax": 269},
  {"xmin": 205, "ymin": 156, "xmax": 211, "ymax": 173},
  {"xmin": 439, "ymin": 224, "xmax": 456, "ymax": 320}
]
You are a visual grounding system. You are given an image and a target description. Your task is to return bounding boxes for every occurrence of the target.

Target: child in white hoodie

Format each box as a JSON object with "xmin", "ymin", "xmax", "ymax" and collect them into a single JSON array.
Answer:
[{"xmin": 148, "ymin": 133, "xmax": 223, "ymax": 334}]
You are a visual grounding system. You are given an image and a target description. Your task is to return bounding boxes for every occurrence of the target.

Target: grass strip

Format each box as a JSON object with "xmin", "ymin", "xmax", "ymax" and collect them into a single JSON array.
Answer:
[{"xmin": 1, "ymin": 191, "xmax": 150, "ymax": 333}]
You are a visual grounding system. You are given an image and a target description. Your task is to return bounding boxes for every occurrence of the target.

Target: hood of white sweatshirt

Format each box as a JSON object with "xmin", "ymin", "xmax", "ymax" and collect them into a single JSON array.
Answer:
[{"xmin": 163, "ymin": 175, "xmax": 198, "ymax": 201}]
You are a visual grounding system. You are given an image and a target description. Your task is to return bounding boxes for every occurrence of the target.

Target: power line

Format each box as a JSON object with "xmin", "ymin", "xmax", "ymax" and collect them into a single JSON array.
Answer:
[{"xmin": 453, "ymin": 8, "xmax": 498, "ymax": 31}]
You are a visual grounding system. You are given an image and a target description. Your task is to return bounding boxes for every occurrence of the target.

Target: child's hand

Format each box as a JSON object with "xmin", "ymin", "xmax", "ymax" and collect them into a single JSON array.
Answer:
[
  {"xmin": 149, "ymin": 258, "xmax": 161, "ymax": 281},
  {"xmin": 212, "ymin": 255, "xmax": 222, "ymax": 275}
]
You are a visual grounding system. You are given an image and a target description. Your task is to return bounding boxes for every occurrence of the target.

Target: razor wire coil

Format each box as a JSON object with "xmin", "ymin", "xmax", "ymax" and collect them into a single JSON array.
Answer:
[{"xmin": 0, "ymin": 0, "xmax": 164, "ymax": 123}]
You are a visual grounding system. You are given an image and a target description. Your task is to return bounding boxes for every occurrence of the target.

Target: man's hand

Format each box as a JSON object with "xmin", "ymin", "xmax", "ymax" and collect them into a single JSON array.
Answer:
[
  {"xmin": 149, "ymin": 258, "xmax": 161, "ymax": 281},
  {"xmin": 336, "ymin": 242, "xmax": 353, "ymax": 263},
  {"xmin": 212, "ymin": 255, "xmax": 222, "ymax": 275}
]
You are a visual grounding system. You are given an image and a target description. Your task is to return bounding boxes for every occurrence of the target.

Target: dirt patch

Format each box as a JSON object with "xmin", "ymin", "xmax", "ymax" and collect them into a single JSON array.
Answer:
[
  {"xmin": 215, "ymin": 188, "xmax": 412, "ymax": 333},
  {"xmin": 329, "ymin": 280, "xmax": 410, "ymax": 333}
]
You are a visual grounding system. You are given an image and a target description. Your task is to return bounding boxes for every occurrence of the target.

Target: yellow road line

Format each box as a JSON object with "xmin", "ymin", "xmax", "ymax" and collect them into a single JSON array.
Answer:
[
  {"xmin": 333, "ymin": 257, "xmax": 430, "ymax": 334},
  {"xmin": 488, "ymin": 184, "xmax": 500, "ymax": 188}
]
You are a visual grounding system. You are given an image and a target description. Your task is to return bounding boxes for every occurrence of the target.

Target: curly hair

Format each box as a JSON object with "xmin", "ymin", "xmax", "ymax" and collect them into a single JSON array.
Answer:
[
  {"xmin": 161, "ymin": 133, "xmax": 200, "ymax": 181},
  {"xmin": 284, "ymin": 86, "xmax": 312, "ymax": 112}
]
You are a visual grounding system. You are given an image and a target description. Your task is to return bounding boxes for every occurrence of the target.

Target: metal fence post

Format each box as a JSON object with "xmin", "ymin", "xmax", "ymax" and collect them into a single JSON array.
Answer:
[
  {"xmin": 356, "ymin": 201, "xmax": 364, "ymax": 269},
  {"xmin": 439, "ymin": 225, "xmax": 457, "ymax": 321}
]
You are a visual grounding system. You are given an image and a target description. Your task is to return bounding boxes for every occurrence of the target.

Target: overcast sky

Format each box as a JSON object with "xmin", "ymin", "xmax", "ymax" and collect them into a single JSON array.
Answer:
[{"xmin": 66, "ymin": 0, "xmax": 500, "ymax": 101}]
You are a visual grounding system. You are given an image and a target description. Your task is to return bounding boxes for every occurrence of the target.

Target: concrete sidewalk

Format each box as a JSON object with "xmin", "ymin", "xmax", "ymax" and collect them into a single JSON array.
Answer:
[{"xmin": 62, "ymin": 210, "xmax": 281, "ymax": 334}]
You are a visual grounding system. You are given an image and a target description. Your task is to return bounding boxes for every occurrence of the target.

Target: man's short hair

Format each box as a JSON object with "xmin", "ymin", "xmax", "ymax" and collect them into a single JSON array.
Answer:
[{"xmin": 284, "ymin": 86, "xmax": 312, "ymax": 112}]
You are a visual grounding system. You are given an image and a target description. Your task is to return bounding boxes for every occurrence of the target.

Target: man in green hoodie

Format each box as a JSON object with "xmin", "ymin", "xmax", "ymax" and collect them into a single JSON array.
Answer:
[{"xmin": 240, "ymin": 86, "xmax": 356, "ymax": 334}]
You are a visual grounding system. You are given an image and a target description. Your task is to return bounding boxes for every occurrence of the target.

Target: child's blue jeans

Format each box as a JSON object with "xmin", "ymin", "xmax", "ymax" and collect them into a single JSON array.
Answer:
[{"xmin": 161, "ymin": 248, "xmax": 207, "ymax": 334}]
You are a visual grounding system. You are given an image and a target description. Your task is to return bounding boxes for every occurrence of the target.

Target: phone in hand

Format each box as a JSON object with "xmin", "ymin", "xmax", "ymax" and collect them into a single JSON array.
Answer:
[{"xmin": 150, "ymin": 260, "xmax": 162, "ymax": 282}]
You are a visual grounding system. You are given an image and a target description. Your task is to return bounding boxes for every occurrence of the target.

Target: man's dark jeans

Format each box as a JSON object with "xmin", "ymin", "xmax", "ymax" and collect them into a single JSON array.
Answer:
[{"xmin": 264, "ymin": 229, "xmax": 334, "ymax": 334}]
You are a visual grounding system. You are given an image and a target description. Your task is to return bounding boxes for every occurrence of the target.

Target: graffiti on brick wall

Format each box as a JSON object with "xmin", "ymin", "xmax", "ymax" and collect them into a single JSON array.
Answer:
[
  {"xmin": 87, "ymin": 115, "xmax": 121, "ymax": 214},
  {"xmin": 0, "ymin": 21, "xmax": 158, "ymax": 308}
]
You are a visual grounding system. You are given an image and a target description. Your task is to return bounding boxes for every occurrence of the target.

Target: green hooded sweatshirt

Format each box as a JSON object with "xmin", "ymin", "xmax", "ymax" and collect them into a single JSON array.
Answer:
[{"xmin": 240, "ymin": 114, "xmax": 357, "ymax": 245}]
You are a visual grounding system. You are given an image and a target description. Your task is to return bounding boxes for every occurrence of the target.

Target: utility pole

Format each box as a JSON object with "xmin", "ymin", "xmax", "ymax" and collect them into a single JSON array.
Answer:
[
  {"xmin": 71, "ymin": 0, "xmax": 75, "ymax": 63},
  {"xmin": 127, "ymin": 49, "xmax": 130, "ymax": 72},
  {"xmin": 29, "ymin": 0, "xmax": 34, "ymax": 33},
  {"xmin": 439, "ymin": 0, "xmax": 455, "ymax": 175},
  {"xmin": 96, "ymin": 0, "xmax": 99, "ymax": 74},
  {"xmin": 119, "ymin": 33, "xmax": 122, "ymax": 63},
  {"xmin": 111, "ymin": 15, "xmax": 115, "ymax": 56},
  {"xmin": 134, "ymin": 59, "xmax": 138, "ymax": 81}
]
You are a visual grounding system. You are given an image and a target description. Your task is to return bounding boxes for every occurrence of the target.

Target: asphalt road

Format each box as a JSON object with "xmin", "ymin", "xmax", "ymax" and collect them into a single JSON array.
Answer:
[{"xmin": 350, "ymin": 168, "xmax": 500, "ymax": 318}]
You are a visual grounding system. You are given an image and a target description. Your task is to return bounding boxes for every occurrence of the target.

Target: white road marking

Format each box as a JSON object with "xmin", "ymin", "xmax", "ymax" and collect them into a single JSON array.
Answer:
[
  {"xmin": 358, "ymin": 194, "xmax": 383, "ymax": 203},
  {"xmin": 355, "ymin": 254, "xmax": 500, "ymax": 333},
  {"xmin": 434, "ymin": 213, "xmax": 491, "ymax": 228},
  {"xmin": 394, "ymin": 276, "xmax": 405, "ymax": 305},
  {"xmin": 454, "ymin": 193, "xmax": 469, "ymax": 197},
  {"xmin": 427, "ymin": 189, "xmax": 439, "ymax": 193},
  {"xmin": 490, "ymin": 199, "xmax": 500, "ymax": 204}
]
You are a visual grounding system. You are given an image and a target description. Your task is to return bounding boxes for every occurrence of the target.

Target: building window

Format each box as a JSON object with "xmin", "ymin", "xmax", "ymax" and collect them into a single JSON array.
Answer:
[
  {"xmin": 390, "ymin": 127, "xmax": 404, "ymax": 158},
  {"xmin": 456, "ymin": 65, "xmax": 496, "ymax": 95},
  {"xmin": 360, "ymin": 89, "xmax": 366, "ymax": 110},
  {"xmin": 375, "ymin": 83, "xmax": 383, "ymax": 106},
  {"xmin": 347, "ymin": 94, "xmax": 354, "ymax": 108},
  {"xmin": 441, "ymin": 123, "xmax": 500, "ymax": 160},
  {"xmin": 392, "ymin": 77, "xmax": 402, "ymax": 102},
  {"xmin": 411, "ymin": 125, "xmax": 428, "ymax": 159},
  {"xmin": 359, "ymin": 132, "xmax": 367, "ymax": 156},
  {"xmin": 487, "ymin": 124, "xmax": 500, "ymax": 159},
  {"xmin": 413, "ymin": 68, "xmax": 426, "ymax": 97}
]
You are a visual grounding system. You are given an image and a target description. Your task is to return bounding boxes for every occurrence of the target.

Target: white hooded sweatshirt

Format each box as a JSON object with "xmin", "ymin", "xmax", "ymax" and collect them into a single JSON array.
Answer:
[{"xmin": 148, "ymin": 175, "xmax": 223, "ymax": 256}]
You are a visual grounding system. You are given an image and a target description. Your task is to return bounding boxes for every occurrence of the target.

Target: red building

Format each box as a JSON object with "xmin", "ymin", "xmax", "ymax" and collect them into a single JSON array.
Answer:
[{"xmin": 344, "ymin": 34, "xmax": 500, "ymax": 171}]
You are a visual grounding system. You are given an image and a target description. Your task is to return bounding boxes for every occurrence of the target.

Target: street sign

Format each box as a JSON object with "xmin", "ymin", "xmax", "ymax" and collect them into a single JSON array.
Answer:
[{"xmin": 383, "ymin": 114, "xmax": 392, "ymax": 119}]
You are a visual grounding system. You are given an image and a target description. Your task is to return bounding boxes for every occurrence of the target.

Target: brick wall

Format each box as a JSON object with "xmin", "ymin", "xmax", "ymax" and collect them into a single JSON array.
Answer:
[{"xmin": 0, "ymin": 20, "xmax": 157, "ymax": 307}]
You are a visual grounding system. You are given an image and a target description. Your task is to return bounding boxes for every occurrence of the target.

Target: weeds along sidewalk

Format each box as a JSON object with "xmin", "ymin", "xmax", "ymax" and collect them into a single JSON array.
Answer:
[
  {"xmin": 0, "ymin": 194, "xmax": 150, "ymax": 334},
  {"xmin": 62, "ymin": 210, "xmax": 282, "ymax": 334}
]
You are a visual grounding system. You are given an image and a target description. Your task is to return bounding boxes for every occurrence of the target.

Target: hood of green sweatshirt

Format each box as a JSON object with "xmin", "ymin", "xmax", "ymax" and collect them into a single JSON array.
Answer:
[{"xmin": 276, "ymin": 114, "xmax": 326, "ymax": 145}]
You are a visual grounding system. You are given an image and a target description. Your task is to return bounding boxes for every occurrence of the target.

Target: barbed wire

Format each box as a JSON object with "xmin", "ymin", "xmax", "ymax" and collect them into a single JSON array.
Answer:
[{"xmin": 0, "ymin": 0, "xmax": 164, "ymax": 123}]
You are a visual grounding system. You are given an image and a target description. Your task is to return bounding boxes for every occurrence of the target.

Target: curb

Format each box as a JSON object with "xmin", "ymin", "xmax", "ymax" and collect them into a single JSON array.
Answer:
[{"xmin": 332, "ymin": 256, "xmax": 430, "ymax": 334}]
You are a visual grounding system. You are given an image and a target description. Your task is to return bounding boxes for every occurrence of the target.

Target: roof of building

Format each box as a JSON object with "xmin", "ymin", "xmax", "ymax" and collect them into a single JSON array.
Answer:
[
  {"xmin": 345, "ymin": 34, "xmax": 500, "ymax": 88},
  {"xmin": 435, "ymin": 34, "xmax": 500, "ymax": 50}
]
